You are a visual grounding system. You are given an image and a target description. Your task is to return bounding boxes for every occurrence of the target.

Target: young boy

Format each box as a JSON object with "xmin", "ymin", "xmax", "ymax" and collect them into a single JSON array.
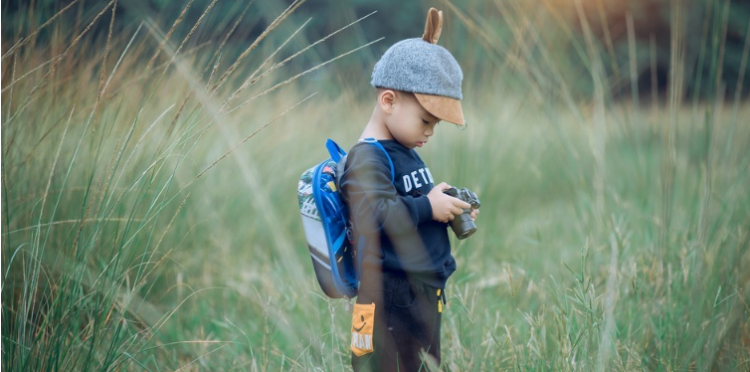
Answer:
[{"xmin": 339, "ymin": 8, "xmax": 479, "ymax": 372}]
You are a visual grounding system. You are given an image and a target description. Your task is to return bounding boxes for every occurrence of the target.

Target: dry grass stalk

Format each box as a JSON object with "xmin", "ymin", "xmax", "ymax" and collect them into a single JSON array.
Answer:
[
  {"xmin": 732, "ymin": 22, "xmax": 750, "ymax": 112},
  {"xmin": 3, "ymin": 0, "xmax": 115, "ymax": 132},
  {"xmin": 1, "ymin": 1, "xmax": 113, "ymax": 97},
  {"xmin": 227, "ymin": 11, "xmax": 378, "ymax": 105},
  {"xmin": 574, "ymin": 0, "xmax": 608, "ymax": 222},
  {"xmin": 1, "ymin": 0, "xmax": 82, "ymax": 62},
  {"xmin": 223, "ymin": 17, "xmax": 314, "ymax": 106},
  {"xmin": 203, "ymin": 0, "xmax": 255, "ymax": 73},
  {"xmin": 226, "ymin": 37, "xmax": 383, "ymax": 114},
  {"xmin": 167, "ymin": 0, "xmax": 221, "ymax": 71},
  {"xmin": 146, "ymin": 0, "xmax": 196, "ymax": 71},
  {"xmin": 212, "ymin": 0, "xmax": 307, "ymax": 92},
  {"xmin": 190, "ymin": 92, "xmax": 318, "ymax": 185},
  {"xmin": 594, "ymin": 0, "xmax": 621, "ymax": 84},
  {"xmin": 97, "ymin": 0, "xmax": 118, "ymax": 99}
]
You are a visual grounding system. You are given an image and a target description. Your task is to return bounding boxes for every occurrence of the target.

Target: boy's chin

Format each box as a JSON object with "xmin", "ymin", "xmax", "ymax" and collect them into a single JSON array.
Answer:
[{"xmin": 394, "ymin": 138, "xmax": 423, "ymax": 149}]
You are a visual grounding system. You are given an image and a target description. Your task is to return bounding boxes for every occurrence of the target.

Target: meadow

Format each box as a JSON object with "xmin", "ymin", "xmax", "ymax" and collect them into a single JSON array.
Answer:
[{"xmin": 2, "ymin": 1, "xmax": 749, "ymax": 371}]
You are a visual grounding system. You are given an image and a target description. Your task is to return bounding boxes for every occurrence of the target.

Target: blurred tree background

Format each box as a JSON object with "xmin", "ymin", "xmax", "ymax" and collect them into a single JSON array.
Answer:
[{"xmin": 4, "ymin": 0, "xmax": 749, "ymax": 101}]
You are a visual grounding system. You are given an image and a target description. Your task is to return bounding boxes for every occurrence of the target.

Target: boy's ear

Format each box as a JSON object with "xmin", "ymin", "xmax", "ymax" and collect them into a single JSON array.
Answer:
[{"xmin": 378, "ymin": 89, "xmax": 396, "ymax": 113}]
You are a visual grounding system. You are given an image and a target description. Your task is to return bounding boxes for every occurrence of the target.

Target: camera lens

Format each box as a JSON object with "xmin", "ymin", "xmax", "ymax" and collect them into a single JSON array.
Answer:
[{"xmin": 450, "ymin": 213, "xmax": 476, "ymax": 240}]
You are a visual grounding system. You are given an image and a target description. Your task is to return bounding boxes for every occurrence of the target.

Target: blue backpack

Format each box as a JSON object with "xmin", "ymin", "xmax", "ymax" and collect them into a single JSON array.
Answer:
[{"xmin": 297, "ymin": 138, "xmax": 394, "ymax": 299}]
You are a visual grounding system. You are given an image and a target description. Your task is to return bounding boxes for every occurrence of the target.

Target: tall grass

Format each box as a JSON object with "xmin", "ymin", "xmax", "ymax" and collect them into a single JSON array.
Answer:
[
  {"xmin": 2, "ymin": 0, "xmax": 750, "ymax": 371},
  {"xmin": 1, "ymin": 1, "xmax": 380, "ymax": 370}
]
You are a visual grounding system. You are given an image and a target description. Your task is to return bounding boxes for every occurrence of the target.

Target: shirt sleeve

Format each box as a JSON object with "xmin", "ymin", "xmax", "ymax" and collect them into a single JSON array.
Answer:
[{"xmin": 339, "ymin": 144, "xmax": 433, "ymax": 237}]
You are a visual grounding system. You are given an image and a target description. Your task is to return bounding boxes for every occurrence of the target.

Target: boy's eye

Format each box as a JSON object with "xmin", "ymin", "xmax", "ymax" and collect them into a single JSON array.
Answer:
[{"xmin": 422, "ymin": 119, "xmax": 429, "ymax": 124}]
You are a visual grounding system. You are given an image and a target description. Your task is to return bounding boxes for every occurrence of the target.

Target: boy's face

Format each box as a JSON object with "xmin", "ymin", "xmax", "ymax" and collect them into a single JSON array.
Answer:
[{"xmin": 383, "ymin": 90, "xmax": 440, "ymax": 149}]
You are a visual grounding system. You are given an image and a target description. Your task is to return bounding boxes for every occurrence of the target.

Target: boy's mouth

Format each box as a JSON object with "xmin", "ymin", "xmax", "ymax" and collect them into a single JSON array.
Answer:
[{"xmin": 416, "ymin": 141, "xmax": 427, "ymax": 147}]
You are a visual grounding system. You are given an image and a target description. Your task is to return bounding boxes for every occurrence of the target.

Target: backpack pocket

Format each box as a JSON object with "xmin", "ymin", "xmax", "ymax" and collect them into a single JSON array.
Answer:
[{"xmin": 351, "ymin": 302, "xmax": 376, "ymax": 356}]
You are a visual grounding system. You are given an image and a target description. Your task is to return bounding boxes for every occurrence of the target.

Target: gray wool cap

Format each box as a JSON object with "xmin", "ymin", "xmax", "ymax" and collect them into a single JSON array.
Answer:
[{"xmin": 371, "ymin": 38, "xmax": 463, "ymax": 100}]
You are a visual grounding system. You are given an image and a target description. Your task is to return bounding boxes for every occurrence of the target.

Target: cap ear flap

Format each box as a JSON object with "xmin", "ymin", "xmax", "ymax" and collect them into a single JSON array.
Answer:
[{"xmin": 422, "ymin": 8, "xmax": 443, "ymax": 44}]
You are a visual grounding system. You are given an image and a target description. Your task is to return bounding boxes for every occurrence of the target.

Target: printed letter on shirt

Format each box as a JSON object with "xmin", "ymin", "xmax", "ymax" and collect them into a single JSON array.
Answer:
[
  {"xmin": 403, "ymin": 175, "xmax": 413, "ymax": 193},
  {"xmin": 425, "ymin": 168, "xmax": 434, "ymax": 184},
  {"xmin": 418, "ymin": 169, "xmax": 429, "ymax": 186},
  {"xmin": 411, "ymin": 171, "xmax": 423, "ymax": 189}
]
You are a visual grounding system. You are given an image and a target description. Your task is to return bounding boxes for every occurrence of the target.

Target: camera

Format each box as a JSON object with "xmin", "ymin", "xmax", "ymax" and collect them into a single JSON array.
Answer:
[{"xmin": 442, "ymin": 187, "xmax": 481, "ymax": 240}]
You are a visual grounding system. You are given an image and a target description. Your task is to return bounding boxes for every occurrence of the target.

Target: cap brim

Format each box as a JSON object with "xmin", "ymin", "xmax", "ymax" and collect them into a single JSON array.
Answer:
[{"xmin": 414, "ymin": 93, "xmax": 465, "ymax": 126}]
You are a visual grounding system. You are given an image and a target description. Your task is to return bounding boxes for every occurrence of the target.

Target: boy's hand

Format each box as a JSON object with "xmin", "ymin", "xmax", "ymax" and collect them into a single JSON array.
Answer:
[
  {"xmin": 470, "ymin": 208, "xmax": 480, "ymax": 221},
  {"xmin": 427, "ymin": 183, "xmax": 471, "ymax": 223}
]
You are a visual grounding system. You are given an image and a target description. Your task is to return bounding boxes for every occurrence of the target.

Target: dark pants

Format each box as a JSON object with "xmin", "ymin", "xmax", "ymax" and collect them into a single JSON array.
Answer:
[{"xmin": 351, "ymin": 270, "xmax": 444, "ymax": 372}]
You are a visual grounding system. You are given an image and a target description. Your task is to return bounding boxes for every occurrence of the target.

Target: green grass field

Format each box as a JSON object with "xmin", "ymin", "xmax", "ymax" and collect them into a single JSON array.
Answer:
[{"xmin": 2, "ymin": 2, "xmax": 750, "ymax": 371}]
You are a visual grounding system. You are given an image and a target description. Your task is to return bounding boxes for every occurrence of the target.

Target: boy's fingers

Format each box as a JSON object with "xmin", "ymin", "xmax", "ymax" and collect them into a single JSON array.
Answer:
[
  {"xmin": 453, "ymin": 199, "xmax": 471, "ymax": 209},
  {"xmin": 435, "ymin": 182, "xmax": 451, "ymax": 191}
]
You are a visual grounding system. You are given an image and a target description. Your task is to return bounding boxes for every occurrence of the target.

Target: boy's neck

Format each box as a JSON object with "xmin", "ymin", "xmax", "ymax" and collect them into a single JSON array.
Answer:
[{"xmin": 360, "ymin": 106, "xmax": 394, "ymax": 140}]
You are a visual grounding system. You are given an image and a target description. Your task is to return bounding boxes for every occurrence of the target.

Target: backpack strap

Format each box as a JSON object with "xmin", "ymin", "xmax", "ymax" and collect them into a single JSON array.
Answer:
[
  {"xmin": 350, "ymin": 138, "xmax": 396, "ymax": 286},
  {"xmin": 326, "ymin": 138, "xmax": 347, "ymax": 163},
  {"xmin": 359, "ymin": 138, "xmax": 395, "ymax": 181}
]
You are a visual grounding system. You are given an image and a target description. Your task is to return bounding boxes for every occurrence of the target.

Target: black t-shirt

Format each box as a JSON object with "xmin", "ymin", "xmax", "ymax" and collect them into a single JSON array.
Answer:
[{"xmin": 339, "ymin": 139, "xmax": 455, "ymax": 288}]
